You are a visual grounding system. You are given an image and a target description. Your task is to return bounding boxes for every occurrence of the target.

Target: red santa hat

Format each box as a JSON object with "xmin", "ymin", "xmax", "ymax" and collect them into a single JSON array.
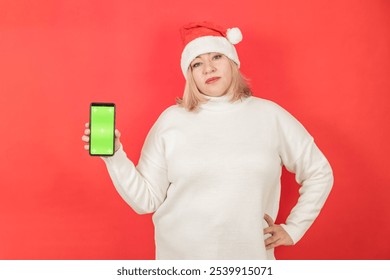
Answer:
[{"xmin": 180, "ymin": 21, "xmax": 243, "ymax": 78}]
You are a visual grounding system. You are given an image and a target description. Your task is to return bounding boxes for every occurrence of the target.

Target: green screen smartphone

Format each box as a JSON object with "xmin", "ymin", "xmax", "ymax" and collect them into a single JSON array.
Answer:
[{"xmin": 89, "ymin": 102, "xmax": 116, "ymax": 156}]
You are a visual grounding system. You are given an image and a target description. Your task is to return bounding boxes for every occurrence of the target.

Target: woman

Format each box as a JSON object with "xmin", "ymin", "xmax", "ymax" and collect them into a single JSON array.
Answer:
[{"xmin": 82, "ymin": 22, "xmax": 333, "ymax": 260}]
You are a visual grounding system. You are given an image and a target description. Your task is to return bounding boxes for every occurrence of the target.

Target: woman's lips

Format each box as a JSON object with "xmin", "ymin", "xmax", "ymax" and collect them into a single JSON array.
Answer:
[{"xmin": 205, "ymin": 77, "xmax": 220, "ymax": 84}]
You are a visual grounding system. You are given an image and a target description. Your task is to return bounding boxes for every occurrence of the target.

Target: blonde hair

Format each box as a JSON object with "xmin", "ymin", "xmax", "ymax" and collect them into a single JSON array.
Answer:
[{"xmin": 176, "ymin": 59, "xmax": 252, "ymax": 112}]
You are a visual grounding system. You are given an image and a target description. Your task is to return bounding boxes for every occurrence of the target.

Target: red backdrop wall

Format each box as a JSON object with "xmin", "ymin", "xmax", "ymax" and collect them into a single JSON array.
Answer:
[{"xmin": 0, "ymin": 0, "xmax": 389, "ymax": 259}]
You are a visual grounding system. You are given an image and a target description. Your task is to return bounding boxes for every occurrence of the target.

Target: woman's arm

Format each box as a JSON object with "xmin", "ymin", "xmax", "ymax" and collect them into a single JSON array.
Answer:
[
  {"xmin": 273, "ymin": 103, "xmax": 334, "ymax": 245},
  {"xmin": 280, "ymin": 139, "xmax": 334, "ymax": 243},
  {"xmin": 82, "ymin": 120, "xmax": 170, "ymax": 215},
  {"xmin": 102, "ymin": 143, "xmax": 170, "ymax": 214}
]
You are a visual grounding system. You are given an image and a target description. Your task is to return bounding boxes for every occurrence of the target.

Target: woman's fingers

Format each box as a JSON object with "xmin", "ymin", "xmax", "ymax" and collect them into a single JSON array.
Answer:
[
  {"xmin": 265, "ymin": 235, "xmax": 283, "ymax": 250},
  {"xmin": 263, "ymin": 213, "xmax": 294, "ymax": 250},
  {"xmin": 264, "ymin": 213, "xmax": 274, "ymax": 227},
  {"xmin": 263, "ymin": 223, "xmax": 294, "ymax": 250},
  {"xmin": 82, "ymin": 123, "xmax": 90, "ymax": 151}
]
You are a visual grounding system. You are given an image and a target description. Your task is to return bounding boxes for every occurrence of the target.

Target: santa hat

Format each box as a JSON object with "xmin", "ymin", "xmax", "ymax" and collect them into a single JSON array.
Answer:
[{"xmin": 180, "ymin": 21, "xmax": 243, "ymax": 78}]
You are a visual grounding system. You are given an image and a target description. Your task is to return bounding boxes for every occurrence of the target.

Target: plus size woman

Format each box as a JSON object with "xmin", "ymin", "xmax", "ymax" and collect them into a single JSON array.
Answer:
[{"xmin": 82, "ymin": 21, "xmax": 333, "ymax": 260}]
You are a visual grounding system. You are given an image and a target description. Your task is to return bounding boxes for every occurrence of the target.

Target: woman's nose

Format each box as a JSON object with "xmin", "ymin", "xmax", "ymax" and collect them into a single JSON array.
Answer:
[{"xmin": 203, "ymin": 61, "xmax": 216, "ymax": 74}]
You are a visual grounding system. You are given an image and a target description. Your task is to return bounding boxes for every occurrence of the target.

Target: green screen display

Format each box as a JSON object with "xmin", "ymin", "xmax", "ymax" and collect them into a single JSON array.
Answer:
[{"xmin": 89, "ymin": 103, "xmax": 115, "ymax": 156}]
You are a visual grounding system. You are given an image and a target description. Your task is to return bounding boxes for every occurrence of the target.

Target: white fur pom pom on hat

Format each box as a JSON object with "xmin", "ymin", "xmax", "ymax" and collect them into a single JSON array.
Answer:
[{"xmin": 226, "ymin": 28, "xmax": 243, "ymax": 45}]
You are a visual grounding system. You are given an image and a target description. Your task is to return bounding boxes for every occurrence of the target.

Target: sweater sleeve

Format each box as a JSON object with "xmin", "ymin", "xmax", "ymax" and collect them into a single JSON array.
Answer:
[
  {"xmin": 275, "ymin": 105, "xmax": 334, "ymax": 244},
  {"xmin": 102, "ymin": 115, "xmax": 170, "ymax": 215}
]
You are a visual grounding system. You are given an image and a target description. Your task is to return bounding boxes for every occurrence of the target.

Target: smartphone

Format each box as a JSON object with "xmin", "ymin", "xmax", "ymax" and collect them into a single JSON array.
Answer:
[{"xmin": 89, "ymin": 102, "xmax": 116, "ymax": 156}]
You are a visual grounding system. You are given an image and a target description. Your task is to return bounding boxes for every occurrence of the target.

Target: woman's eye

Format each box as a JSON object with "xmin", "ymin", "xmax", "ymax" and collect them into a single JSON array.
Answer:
[
  {"xmin": 191, "ymin": 62, "xmax": 201, "ymax": 68},
  {"xmin": 213, "ymin": 54, "xmax": 222, "ymax": 60}
]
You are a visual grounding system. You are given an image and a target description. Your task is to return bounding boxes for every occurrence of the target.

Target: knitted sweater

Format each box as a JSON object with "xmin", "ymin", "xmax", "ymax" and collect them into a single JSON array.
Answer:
[{"xmin": 102, "ymin": 95, "xmax": 333, "ymax": 259}]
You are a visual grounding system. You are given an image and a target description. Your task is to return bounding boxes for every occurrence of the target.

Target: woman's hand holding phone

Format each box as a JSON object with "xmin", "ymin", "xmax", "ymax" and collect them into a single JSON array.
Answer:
[{"xmin": 82, "ymin": 122, "xmax": 122, "ymax": 155}]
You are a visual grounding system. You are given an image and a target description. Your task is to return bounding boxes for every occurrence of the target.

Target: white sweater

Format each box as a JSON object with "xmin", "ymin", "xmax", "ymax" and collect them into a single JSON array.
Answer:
[{"xmin": 103, "ymin": 95, "xmax": 333, "ymax": 259}]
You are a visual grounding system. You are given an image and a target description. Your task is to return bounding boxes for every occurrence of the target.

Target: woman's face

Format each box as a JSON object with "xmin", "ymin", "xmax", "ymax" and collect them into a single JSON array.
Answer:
[{"xmin": 190, "ymin": 53, "xmax": 233, "ymax": 97}]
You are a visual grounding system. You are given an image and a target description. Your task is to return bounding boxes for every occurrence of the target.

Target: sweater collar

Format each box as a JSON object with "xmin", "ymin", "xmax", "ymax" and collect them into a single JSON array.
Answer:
[{"xmin": 199, "ymin": 93, "xmax": 249, "ymax": 112}]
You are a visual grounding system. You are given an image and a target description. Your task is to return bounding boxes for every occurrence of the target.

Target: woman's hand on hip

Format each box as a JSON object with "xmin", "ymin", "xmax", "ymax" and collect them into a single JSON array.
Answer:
[{"xmin": 263, "ymin": 214, "xmax": 294, "ymax": 250}]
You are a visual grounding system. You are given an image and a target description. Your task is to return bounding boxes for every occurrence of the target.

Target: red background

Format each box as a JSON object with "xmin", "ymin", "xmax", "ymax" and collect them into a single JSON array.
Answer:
[{"xmin": 0, "ymin": 0, "xmax": 389, "ymax": 259}]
